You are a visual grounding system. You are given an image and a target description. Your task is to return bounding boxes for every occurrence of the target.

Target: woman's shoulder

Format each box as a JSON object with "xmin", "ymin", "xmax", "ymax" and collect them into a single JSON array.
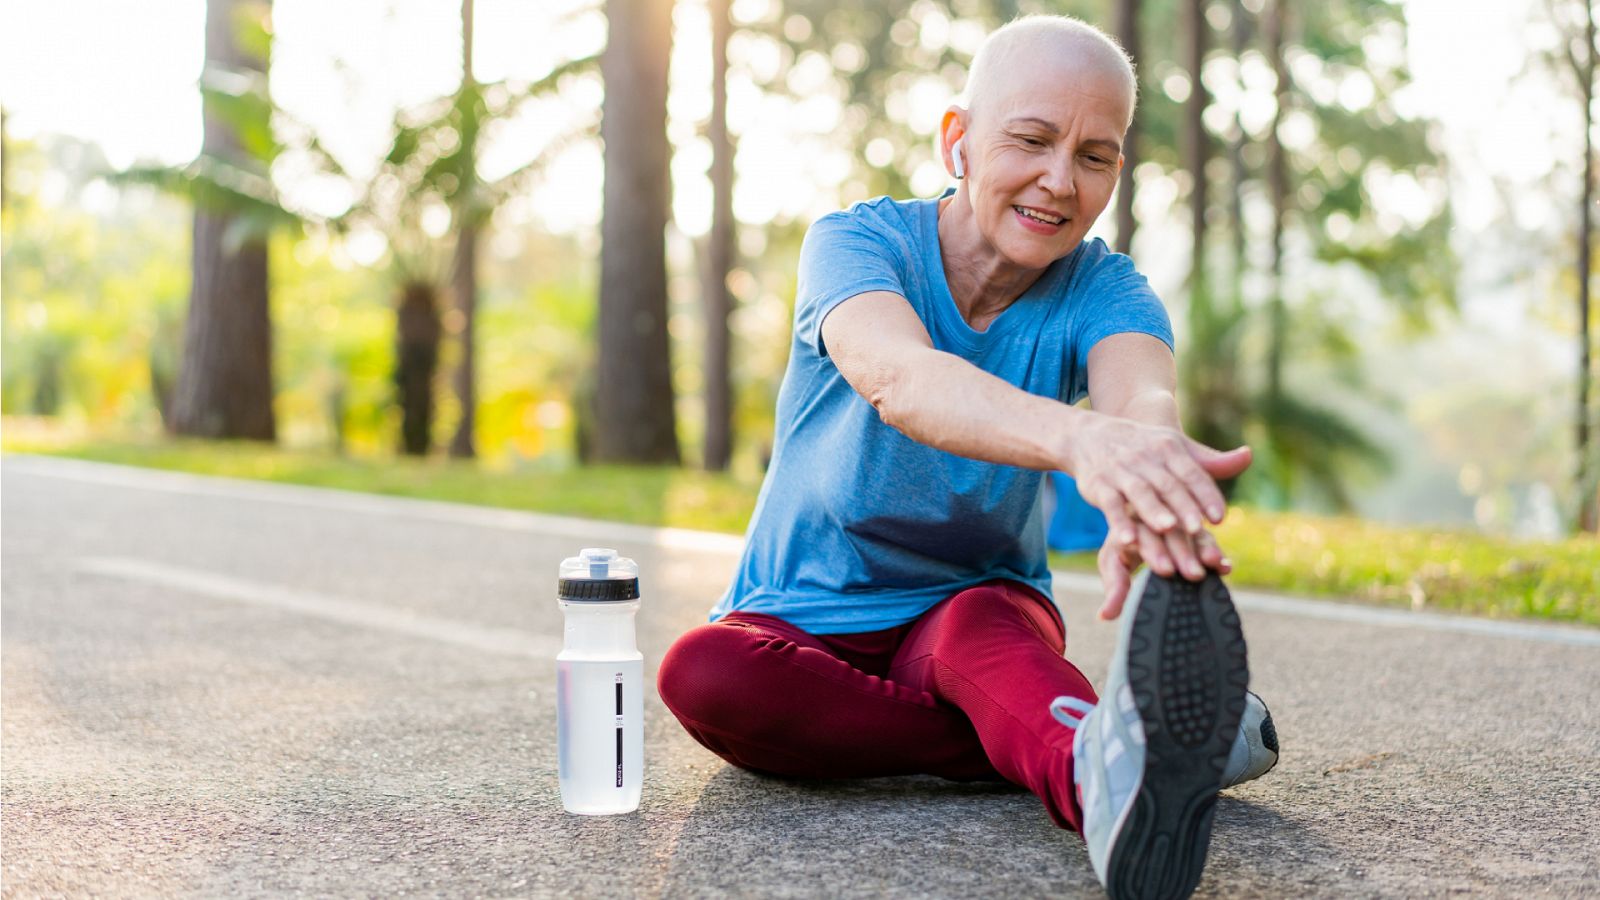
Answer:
[
  {"xmin": 1059, "ymin": 237, "xmax": 1146, "ymax": 294},
  {"xmin": 819, "ymin": 193, "xmax": 934, "ymax": 235},
  {"xmin": 805, "ymin": 195, "xmax": 935, "ymax": 264}
]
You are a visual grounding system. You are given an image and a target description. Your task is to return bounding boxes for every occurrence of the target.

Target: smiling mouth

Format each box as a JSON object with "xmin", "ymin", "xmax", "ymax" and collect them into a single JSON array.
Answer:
[{"xmin": 1013, "ymin": 205, "xmax": 1066, "ymax": 226}]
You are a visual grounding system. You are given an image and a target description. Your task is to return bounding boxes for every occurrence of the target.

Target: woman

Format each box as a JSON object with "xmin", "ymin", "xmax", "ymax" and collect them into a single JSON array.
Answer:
[{"xmin": 658, "ymin": 15, "xmax": 1278, "ymax": 900}]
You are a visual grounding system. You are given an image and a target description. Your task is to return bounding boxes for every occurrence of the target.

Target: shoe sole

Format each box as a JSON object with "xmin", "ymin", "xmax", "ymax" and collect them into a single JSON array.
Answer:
[{"xmin": 1105, "ymin": 572, "xmax": 1249, "ymax": 900}]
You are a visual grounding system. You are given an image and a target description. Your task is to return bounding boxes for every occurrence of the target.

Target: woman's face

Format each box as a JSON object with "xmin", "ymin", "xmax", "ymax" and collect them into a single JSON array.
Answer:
[{"xmin": 954, "ymin": 62, "xmax": 1130, "ymax": 271}]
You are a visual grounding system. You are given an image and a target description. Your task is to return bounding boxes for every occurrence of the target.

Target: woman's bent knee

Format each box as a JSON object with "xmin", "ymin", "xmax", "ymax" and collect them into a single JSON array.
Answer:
[{"xmin": 656, "ymin": 623, "xmax": 760, "ymax": 730}]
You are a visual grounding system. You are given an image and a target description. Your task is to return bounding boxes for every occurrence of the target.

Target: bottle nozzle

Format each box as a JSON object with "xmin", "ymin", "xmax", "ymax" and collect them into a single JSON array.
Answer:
[{"xmin": 579, "ymin": 547, "xmax": 617, "ymax": 579}]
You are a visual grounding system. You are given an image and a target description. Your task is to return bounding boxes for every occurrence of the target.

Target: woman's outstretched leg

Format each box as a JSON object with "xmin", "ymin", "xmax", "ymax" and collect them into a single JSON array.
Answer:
[
  {"xmin": 887, "ymin": 580, "xmax": 1097, "ymax": 830},
  {"xmin": 657, "ymin": 612, "xmax": 997, "ymax": 781}
]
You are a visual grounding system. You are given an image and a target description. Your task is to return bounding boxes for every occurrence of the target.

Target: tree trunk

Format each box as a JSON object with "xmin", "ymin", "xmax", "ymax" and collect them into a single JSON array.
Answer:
[
  {"xmin": 448, "ymin": 225, "xmax": 478, "ymax": 458},
  {"xmin": 595, "ymin": 0, "xmax": 680, "ymax": 464},
  {"xmin": 1579, "ymin": 0, "xmax": 1597, "ymax": 531},
  {"xmin": 448, "ymin": 0, "xmax": 479, "ymax": 459},
  {"xmin": 702, "ymin": 0, "xmax": 734, "ymax": 471},
  {"xmin": 1229, "ymin": 0, "xmax": 1251, "ymax": 290},
  {"xmin": 1266, "ymin": 0, "xmax": 1289, "ymax": 405},
  {"xmin": 397, "ymin": 281, "xmax": 442, "ymax": 456},
  {"xmin": 1114, "ymin": 0, "xmax": 1140, "ymax": 255},
  {"xmin": 1185, "ymin": 0, "xmax": 1209, "ymax": 299},
  {"xmin": 170, "ymin": 0, "xmax": 275, "ymax": 441}
]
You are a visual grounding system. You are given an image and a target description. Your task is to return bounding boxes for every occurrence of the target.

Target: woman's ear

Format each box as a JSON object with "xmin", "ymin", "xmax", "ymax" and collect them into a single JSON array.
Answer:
[{"xmin": 940, "ymin": 107, "xmax": 968, "ymax": 181}]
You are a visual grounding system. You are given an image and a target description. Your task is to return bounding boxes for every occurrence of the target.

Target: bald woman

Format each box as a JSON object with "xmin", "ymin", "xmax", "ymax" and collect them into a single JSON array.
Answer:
[{"xmin": 658, "ymin": 16, "xmax": 1279, "ymax": 900}]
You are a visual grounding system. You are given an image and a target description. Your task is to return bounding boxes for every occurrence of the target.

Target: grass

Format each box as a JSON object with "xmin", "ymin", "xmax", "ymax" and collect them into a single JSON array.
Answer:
[{"xmin": 5, "ymin": 421, "xmax": 1596, "ymax": 627}]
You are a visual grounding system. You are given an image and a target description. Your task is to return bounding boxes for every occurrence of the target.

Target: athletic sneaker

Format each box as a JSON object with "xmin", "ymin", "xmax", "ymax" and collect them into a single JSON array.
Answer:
[
  {"xmin": 1050, "ymin": 570, "xmax": 1250, "ymax": 900},
  {"xmin": 1222, "ymin": 691, "xmax": 1279, "ymax": 789}
]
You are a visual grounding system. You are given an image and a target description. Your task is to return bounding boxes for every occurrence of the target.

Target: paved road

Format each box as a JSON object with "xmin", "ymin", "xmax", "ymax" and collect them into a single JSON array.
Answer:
[{"xmin": 3, "ymin": 455, "xmax": 1598, "ymax": 898}]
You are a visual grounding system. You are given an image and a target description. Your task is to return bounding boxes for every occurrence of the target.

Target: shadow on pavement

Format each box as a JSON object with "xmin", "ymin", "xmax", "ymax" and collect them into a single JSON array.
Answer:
[
  {"xmin": 1200, "ymin": 796, "xmax": 1349, "ymax": 898},
  {"xmin": 656, "ymin": 765, "xmax": 1101, "ymax": 899}
]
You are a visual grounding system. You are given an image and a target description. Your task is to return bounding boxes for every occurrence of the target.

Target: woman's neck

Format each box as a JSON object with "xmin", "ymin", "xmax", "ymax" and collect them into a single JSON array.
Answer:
[{"xmin": 937, "ymin": 193, "xmax": 1049, "ymax": 332}]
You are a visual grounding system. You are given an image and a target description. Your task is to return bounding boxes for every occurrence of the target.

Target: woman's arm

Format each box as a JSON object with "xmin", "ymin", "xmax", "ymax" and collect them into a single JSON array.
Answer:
[
  {"xmin": 821, "ymin": 291, "xmax": 1250, "ymax": 608},
  {"xmin": 1084, "ymin": 332, "xmax": 1251, "ymax": 618}
]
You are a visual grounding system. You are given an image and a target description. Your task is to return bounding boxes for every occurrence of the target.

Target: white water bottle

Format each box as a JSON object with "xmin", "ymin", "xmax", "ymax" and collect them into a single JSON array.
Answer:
[{"xmin": 556, "ymin": 548, "xmax": 644, "ymax": 815}]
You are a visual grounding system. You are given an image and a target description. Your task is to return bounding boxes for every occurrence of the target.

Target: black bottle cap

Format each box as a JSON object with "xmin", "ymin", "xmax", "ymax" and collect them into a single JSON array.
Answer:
[{"xmin": 558, "ymin": 577, "xmax": 641, "ymax": 602}]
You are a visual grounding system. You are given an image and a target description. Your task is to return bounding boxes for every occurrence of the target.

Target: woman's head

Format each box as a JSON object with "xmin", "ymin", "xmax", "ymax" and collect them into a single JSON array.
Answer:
[{"xmin": 941, "ymin": 16, "xmax": 1137, "ymax": 271}]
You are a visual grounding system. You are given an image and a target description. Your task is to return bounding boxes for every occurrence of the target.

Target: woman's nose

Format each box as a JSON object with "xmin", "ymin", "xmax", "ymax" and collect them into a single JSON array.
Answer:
[{"xmin": 1037, "ymin": 157, "xmax": 1077, "ymax": 199}]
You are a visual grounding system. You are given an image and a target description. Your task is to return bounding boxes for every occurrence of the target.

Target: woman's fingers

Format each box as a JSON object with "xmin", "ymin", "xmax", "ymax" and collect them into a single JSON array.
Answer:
[
  {"xmin": 1137, "ymin": 523, "xmax": 1172, "ymax": 577},
  {"xmin": 1185, "ymin": 438, "xmax": 1253, "ymax": 481},
  {"xmin": 1116, "ymin": 474, "xmax": 1181, "ymax": 534},
  {"xmin": 1077, "ymin": 419, "xmax": 1248, "ymax": 541},
  {"xmin": 1098, "ymin": 491, "xmax": 1139, "ymax": 546},
  {"xmin": 1167, "ymin": 454, "xmax": 1228, "ymax": 524},
  {"xmin": 1195, "ymin": 529, "xmax": 1230, "ymax": 573},
  {"xmin": 1164, "ymin": 527, "xmax": 1206, "ymax": 581},
  {"xmin": 1096, "ymin": 542, "xmax": 1132, "ymax": 621}
]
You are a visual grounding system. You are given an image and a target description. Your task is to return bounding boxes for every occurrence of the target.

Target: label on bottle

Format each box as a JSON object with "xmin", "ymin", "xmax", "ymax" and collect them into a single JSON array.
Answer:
[{"xmin": 556, "ymin": 658, "xmax": 643, "ymax": 813}]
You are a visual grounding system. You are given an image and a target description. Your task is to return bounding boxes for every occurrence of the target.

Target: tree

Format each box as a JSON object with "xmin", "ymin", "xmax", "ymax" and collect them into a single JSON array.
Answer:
[
  {"xmin": 703, "ymin": 0, "xmax": 736, "ymax": 471},
  {"xmin": 396, "ymin": 282, "xmax": 443, "ymax": 456},
  {"xmin": 313, "ymin": 17, "xmax": 596, "ymax": 458},
  {"xmin": 1546, "ymin": 0, "xmax": 1599, "ymax": 531},
  {"xmin": 1114, "ymin": 0, "xmax": 1141, "ymax": 255},
  {"xmin": 594, "ymin": 0, "xmax": 680, "ymax": 464},
  {"xmin": 1178, "ymin": 0, "xmax": 1248, "ymax": 488},
  {"xmin": 448, "ymin": 0, "xmax": 482, "ymax": 459},
  {"xmin": 169, "ymin": 0, "xmax": 277, "ymax": 440}
]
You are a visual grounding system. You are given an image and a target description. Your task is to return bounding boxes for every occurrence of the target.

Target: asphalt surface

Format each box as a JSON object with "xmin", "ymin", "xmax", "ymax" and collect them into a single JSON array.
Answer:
[{"xmin": 3, "ymin": 455, "xmax": 1598, "ymax": 898}]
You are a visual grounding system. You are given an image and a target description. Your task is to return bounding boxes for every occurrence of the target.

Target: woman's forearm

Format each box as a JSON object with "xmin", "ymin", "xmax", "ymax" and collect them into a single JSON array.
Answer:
[{"xmin": 870, "ymin": 345, "xmax": 1085, "ymax": 473}]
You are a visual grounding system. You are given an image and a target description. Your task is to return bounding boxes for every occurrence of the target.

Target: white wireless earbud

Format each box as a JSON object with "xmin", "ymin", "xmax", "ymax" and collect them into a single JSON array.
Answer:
[{"xmin": 951, "ymin": 137, "xmax": 966, "ymax": 180}]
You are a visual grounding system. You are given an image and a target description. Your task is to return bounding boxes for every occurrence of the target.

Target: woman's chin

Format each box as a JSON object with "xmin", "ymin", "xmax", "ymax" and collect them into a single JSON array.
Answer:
[{"xmin": 999, "ymin": 238, "xmax": 1079, "ymax": 271}]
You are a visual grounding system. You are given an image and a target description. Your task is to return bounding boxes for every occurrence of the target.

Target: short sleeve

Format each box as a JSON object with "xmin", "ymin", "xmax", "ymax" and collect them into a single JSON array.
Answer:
[
  {"xmin": 793, "ymin": 211, "xmax": 908, "ymax": 357},
  {"xmin": 1072, "ymin": 250, "xmax": 1174, "ymax": 370}
]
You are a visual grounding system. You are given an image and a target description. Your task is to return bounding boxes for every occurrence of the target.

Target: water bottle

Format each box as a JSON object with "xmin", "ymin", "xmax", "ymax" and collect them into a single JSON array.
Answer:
[{"xmin": 556, "ymin": 548, "xmax": 644, "ymax": 815}]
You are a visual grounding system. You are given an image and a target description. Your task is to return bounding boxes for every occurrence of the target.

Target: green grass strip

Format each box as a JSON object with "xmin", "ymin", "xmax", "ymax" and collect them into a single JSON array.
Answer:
[{"xmin": 5, "ymin": 429, "xmax": 1595, "ymax": 626}]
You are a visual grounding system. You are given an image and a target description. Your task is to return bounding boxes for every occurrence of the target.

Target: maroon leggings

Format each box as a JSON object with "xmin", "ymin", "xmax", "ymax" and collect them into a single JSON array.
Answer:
[{"xmin": 656, "ymin": 580, "xmax": 1097, "ymax": 830}]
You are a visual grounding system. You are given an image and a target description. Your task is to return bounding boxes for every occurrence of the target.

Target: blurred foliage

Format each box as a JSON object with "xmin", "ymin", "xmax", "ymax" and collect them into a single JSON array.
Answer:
[
  {"xmin": 0, "ymin": 132, "xmax": 606, "ymax": 462},
  {"xmin": 1, "ymin": 136, "xmax": 189, "ymax": 426},
  {"xmin": 1058, "ymin": 504, "xmax": 1598, "ymax": 624},
  {"xmin": 326, "ymin": 54, "xmax": 600, "ymax": 283},
  {"xmin": 114, "ymin": 5, "xmax": 304, "ymax": 249}
]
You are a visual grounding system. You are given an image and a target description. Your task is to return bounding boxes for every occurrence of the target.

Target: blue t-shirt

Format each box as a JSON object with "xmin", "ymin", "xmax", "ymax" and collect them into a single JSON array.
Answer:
[{"xmin": 711, "ymin": 192, "xmax": 1174, "ymax": 634}]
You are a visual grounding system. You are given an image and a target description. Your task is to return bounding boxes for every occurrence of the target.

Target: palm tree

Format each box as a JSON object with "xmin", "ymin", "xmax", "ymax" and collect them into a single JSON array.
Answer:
[
  {"xmin": 170, "ymin": 0, "xmax": 278, "ymax": 440},
  {"xmin": 321, "ymin": 25, "xmax": 596, "ymax": 457}
]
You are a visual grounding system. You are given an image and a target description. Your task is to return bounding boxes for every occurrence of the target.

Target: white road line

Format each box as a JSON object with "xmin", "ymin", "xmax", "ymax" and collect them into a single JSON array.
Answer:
[
  {"xmin": 13, "ymin": 454, "xmax": 1598, "ymax": 648},
  {"xmin": 78, "ymin": 556, "xmax": 560, "ymax": 658},
  {"xmin": 5, "ymin": 454, "xmax": 744, "ymax": 555}
]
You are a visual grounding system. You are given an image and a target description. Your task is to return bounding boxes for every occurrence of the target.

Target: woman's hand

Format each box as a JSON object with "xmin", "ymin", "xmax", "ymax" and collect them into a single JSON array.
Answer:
[
  {"xmin": 1064, "ymin": 410, "xmax": 1250, "ymax": 619},
  {"xmin": 1067, "ymin": 411, "xmax": 1250, "ymax": 543},
  {"xmin": 1095, "ymin": 522, "xmax": 1233, "ymax": 620}
]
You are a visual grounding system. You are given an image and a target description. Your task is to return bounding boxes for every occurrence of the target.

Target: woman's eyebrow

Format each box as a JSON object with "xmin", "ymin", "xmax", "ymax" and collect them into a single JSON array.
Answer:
[
  {"xmin": 1004, "ymin": 116, "xmax": 1060, "ymax": 134},
  {"xmin": 1002, "ymin": 118, "xmax": 1122, "ymax": 155}
]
